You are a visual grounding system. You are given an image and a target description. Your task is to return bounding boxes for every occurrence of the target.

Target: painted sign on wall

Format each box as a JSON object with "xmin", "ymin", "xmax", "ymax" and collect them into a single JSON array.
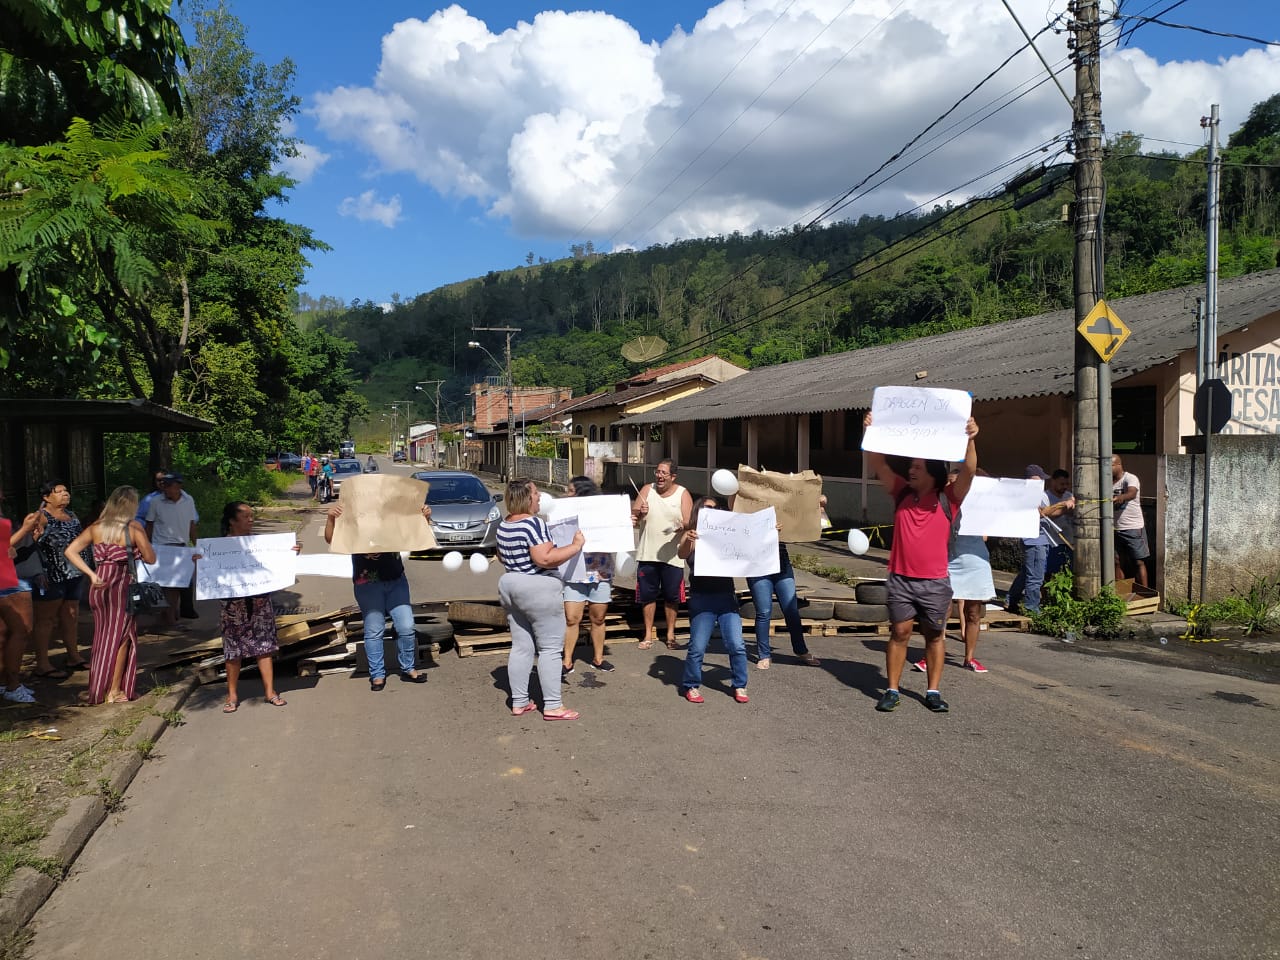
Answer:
[{"xmin": 1219, "ymin": 345, "xmax": 1280, "ymax": 434}]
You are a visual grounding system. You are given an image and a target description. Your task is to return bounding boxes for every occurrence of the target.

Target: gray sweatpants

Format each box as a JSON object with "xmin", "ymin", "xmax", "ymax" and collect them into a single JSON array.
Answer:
[{"xmin": 499, "ymin": 571, "xmax": 566, "ymax": 710}]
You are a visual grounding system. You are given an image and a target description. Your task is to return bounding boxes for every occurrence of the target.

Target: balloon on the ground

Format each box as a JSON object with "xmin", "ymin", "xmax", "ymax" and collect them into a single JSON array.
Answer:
[
  {"xmin": 848, "ymin": 529, "xmax": 870, "ymax": 555},
  {"xmin": 469, "ymin": 552, "xmax": 489, "ymax": 574},
  {"xmin": 442, "ymin": 551, "xmax": 464, "ymax": 572},
  {"xmin": 711, "ymin": 469, "xmax": 739, "ymax": 496}
]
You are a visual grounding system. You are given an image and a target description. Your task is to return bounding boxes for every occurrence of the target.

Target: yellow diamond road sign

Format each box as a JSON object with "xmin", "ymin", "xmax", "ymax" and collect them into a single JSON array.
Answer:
[{"xmin": 1077, "ymin": 300, "xmax": 1130, "ymax": 362}]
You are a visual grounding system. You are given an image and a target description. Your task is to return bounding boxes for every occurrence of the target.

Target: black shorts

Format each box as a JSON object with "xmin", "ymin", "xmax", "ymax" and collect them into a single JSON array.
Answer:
[
  {"xmin": 35, "ymin": 577, "xmax": 83, "ymax": 602},
  {"xmin": 636, "ymin": 562, "xmax": 686, "ymax": 605}
]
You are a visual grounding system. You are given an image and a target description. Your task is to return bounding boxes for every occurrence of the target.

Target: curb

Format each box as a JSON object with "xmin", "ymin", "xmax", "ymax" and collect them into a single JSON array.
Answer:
[{"xmin": 0, "ymin": 675, "xmax": 200, "ymax": 939}]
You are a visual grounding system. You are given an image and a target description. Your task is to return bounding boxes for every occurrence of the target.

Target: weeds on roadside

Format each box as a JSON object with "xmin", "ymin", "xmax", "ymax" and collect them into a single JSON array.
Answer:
[
  {"xmin": 1167, "ymin": 573, "xmax": 1280, "ymax": 636},
  {"xmin": 151, "ymin": 709, "xmax": 185, "ymax": 725},
  {"xmin": 133, "ymin": 739, "xmax": 155, "ymax": 759},
  {"xmin": 789, "ymin": 552, "xmax": 861, "ymax": 586},
  {"xmin": 1030, "ymin": 570, "xmax": 1127, "ymax": 639},
  {"xmin": 97, "ymin": 779, "xmax": 123, "ymax": 812}
]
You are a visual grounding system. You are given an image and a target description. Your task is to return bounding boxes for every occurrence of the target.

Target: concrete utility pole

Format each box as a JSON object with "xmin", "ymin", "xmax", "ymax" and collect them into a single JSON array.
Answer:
[
  {"xmin": 472, "ymin": 326, "xmax": 521, "ymax": 480},
  {"xmin": 416, "ymin": 380, "xmax": 444, "ymax": 466},
  {"xmin": 1070, "ymin": 0, "xmax": 1108, "ymax": 598},
  {"xmin": 1198, "ymin": 104, "xmax": 1222, "ymax": 602}
]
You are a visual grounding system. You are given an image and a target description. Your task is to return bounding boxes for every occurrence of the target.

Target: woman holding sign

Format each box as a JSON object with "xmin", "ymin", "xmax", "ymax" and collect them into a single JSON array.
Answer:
[
  {"xmin": 676, "ymin": 496, "xmax": 749, "ymax": 704},
  {"xmin": 863, "ymin": 411, "xmax": 979, "ymax": 714},
  {"xmin": 497, "ymin": 478, "xmax": 585, "ymax": 720},
  {"xmin": 63, "ymin": 486, "xmax": 156, "ymax": 705},
  {"xmin": 216, "ymin": 502, "xmax": 298, "ymax": 712},
  {"xmin": 560, "ymin": 476, "xmax": 616, "ymax": 676}
]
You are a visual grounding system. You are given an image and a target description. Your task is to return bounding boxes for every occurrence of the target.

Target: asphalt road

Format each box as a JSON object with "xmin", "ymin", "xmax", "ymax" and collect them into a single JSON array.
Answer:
[{"xmin": 23, "ymin": 461, "xmax": 1280, "ymax": 960}]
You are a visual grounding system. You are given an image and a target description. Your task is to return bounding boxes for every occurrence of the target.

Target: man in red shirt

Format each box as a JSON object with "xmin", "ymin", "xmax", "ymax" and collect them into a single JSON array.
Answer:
[{"xmin": 863, "ymin": 412, "xmax": 980, "ymax": 713}]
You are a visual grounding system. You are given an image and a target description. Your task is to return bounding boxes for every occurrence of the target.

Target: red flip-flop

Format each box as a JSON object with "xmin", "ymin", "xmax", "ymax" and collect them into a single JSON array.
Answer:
[{"xmin": 543, "ymin": 709, "xmax": 580, "ymax": 721}]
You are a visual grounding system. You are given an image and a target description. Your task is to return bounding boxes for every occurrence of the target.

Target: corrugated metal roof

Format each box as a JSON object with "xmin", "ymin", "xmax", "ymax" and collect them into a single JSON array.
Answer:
[{"xmin": 621, "ymin": 269, "xmax": 1280, "ymax": 425}]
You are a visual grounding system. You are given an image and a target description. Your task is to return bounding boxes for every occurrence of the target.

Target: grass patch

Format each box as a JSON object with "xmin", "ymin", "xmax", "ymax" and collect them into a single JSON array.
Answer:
[
  {"xmin": 1167, "ymin": 574, "xmax": 1280, "ymax": 636},
  {"xmin": 789, "ymin": 551, "xmax": 862, "ymax": 587},
  {"xmin": 151, "ymin": 709, "xmax": 184, "ymax": 726},
  {"xmin": 133, "ymin": 739, "xmax": 155, "ymax": 759}
]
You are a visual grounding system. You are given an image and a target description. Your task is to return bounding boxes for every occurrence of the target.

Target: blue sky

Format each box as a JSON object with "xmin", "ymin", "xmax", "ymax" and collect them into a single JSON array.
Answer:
[{"xmin": 220, "ymin": 0, "xmax": 1278, "ymax": 306}]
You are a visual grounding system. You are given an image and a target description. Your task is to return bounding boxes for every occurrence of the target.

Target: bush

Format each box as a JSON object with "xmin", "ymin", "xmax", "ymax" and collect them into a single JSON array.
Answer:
[
  {"xmin": 1168, "ymin": 573, "xmax": 1280, "ymax": 636},
  {"xmin": 1029, "ymin": 569, "xmax": 1126, "ymax": 639}
]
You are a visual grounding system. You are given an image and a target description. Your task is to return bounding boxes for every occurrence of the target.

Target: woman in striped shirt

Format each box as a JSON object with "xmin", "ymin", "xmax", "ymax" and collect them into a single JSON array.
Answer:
[{"xmin": 497, "ymin": 478, "xmax": 584, "ymax": 720}]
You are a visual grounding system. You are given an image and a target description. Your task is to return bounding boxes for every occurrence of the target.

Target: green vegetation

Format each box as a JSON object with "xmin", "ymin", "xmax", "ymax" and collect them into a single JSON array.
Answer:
[
  {"xmin": 307, "ymin": 95, "xmax": 1279, "ymax": 429},
  {"xmin": 1030, "ymin": 570, "xmax": 1128, "ymax": 639},
  {"xmin": 1168, "ymin": 574, "xmax": 1280, "ymax": 636}
]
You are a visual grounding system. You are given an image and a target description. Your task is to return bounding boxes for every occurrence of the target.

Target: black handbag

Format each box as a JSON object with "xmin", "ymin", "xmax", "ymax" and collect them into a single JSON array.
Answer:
[{"xmin": 126, "ymin": 537, "xmax": 169, "ymax": 615}]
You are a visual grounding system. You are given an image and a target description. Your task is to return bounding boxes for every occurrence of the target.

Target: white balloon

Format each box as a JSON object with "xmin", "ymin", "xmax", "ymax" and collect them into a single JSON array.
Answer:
[
  {"xmin": 711, "ymin": 469, "xmax": 739, "ymax": 496},
  {"xmin": 847, "ymin": 529, "xmax": 870, "ymax": 555},
  {"xmin": 442, "ymin": 551, "xmax": 464, "ymax": 572},
  {"xmin": 468, "ymin": 552, "xmax": 489, "ymax": 574},
  {"xmin": 537, "ymin": 491, "xmax": 555, "ymax": 516},
  {"xmin": 614, "ymin": 551, "xmax": 637, "ymax": 579}
]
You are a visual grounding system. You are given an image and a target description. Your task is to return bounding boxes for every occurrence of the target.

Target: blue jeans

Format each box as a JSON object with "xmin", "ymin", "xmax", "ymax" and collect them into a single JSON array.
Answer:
[
  {"xmin": 746, "ymin": 547, "xmax": 809, "ymax": 661},
  {"xmin": 682, "ymin": 592, "xmax": 748, "ymax": 692},
  {"xmin": 353, "ymin": 576, "xmax": 416, "ymax": 679},
  {"xmin": 1008, "ymin": 543, "xmax": 1049, "ymax": 614},
  {"xmin": 1046, "ymin": 545, "xmax": 1071, "ymax": 580}
]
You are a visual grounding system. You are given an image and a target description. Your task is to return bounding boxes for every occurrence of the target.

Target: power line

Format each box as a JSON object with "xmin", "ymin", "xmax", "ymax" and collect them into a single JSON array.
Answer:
[{"xmin": 1113, "ymin": 14, "xmax": 1279, "ymax": 47}]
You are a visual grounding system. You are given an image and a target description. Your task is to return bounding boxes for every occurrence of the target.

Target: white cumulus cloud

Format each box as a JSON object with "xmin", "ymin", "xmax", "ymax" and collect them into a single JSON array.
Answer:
[
  {"xmin": 338, "ymin": 190, "xmax": 404, "ymax": 228},
  {"xmin": 278, "ymin": 141, "xmax": 331, "ymax": 183},
  {"xmin": 310, "ymin": 0, "xmax": 1279, "ymax": 248}
]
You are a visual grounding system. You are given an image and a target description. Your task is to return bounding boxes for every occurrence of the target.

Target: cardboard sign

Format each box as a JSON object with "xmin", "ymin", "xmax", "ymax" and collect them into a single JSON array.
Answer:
[
  {"xmin": 544, "ymin": 494, "xmax": 635, "ymax": 553},
  {"xmin": 862, "ymin": 385, "xmax": 972, "ymax": 462},
  {"xmin": 137, "ymin": 544, "xmax": 196, "ymax": 588},
  {"xmin": 547, "ymin": 516, "xmax": 587, "ymax": 583},
  {"xmin": 693, "ymin": 506, "xmax": 780, "ymax": 578},
  {"xmin": 327, "ymin": 474, "xmax": 437, "ymax": 554},
  {"xmin": 956, "ymin": 476, "xmax": 1043, "ymax": 539},
  {"xmin": 731, "ymin": 466, "xmax": 823, "ymax": 542},
  {"xmin": 194, "ymin": 533, "xmax": 297, "ymax": 600}
]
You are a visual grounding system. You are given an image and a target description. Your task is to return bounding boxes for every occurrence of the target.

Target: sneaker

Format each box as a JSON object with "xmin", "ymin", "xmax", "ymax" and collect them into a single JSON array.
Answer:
[
  {"xmin": 924, "ymin": 691, "xmax": 950, "ymax": 713},
  {"xmin": 589, "ymin": 659, "xmax": 615, "ymax": 673},
  {"xmin": 911, "ymin": 658, "xmax": 927, "ymax": 673},
  {"xmin": 3, "ymin": 685, "xmax": 36, "ymax": 704},
  {"xmin": 963, "ymin": 658, "xmax": 988, "ymax": 673},
  {"xmin": 683, "ymin": 688, "xmax": 704, "ymax": 704},
  {"xmin": 875, "ymin": 690, "xmax": 900, "ymax": 712}
]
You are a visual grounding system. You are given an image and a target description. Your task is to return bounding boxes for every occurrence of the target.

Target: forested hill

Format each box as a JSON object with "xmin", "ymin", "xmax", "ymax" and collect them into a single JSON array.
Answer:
[{"xmin": 306, "ymin": 94, "xmax": 1279, "ymax": 422}]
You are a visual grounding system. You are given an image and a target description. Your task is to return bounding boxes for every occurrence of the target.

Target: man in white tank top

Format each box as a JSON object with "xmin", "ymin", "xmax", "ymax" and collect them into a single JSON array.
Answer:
[{"xmin": 631, "ymin": 459, "xmax": 693, "ymax": 649}]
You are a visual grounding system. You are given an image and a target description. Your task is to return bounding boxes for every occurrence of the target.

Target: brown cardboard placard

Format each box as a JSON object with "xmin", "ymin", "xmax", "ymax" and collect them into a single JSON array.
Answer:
[
  {"xmin": 731, "ymin": 465, "xmax": 823, "ymax": 542},
  {"xmin": 327, "ymin": 474, "xmax": 437, "ymax": 554}
]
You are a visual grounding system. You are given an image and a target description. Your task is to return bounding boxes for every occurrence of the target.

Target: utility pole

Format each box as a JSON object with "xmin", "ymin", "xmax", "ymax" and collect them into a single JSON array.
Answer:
[
  {"xmin": 1070, "ymin": 0, "xmax": 1107, "ymax": 598},
  {"xmin": 416, "ymin": 380, "xmax": 445, "ymax": 467},
  {"xmin": 472, "ymin": 326, "xmax": 521, "ymax": 480},
  {"xmin": 1198, "ymin": 104, "xmax": 1222, "ymax": 602}
]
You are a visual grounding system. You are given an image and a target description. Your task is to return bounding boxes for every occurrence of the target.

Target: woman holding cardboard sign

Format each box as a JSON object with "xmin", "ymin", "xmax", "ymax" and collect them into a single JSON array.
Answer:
[{"xmin": 324, "ymin": 501, "xmax": 433, "ymax": 691}]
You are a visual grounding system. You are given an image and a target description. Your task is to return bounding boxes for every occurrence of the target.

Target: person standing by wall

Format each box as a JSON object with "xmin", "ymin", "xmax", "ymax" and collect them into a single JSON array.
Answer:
[
  {"xmin": 631, "ymin": 459, "xmax": 692, "ymax": 650},
  {"xmin": 145, "ymin": 473, "xmax": 200, "ymax": 626},
  {"xmin": 1111, "ymin": 454, "xmax": 1150, "ymax": 587},
  {"xmin": 863, "ymin": 412, "xmax": 980, "ymax": 714}
]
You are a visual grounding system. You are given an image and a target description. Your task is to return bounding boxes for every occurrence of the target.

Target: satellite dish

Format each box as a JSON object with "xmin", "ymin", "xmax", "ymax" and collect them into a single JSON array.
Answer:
[{"xmin": 621, "ymin": 335, "xmax": 668, "ymax": 363}]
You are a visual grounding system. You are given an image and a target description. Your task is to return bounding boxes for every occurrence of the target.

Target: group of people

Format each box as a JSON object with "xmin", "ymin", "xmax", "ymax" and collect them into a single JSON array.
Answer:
[{"xmin": 303, "ymin": 455, "xmax": 335, "ymax": 502}]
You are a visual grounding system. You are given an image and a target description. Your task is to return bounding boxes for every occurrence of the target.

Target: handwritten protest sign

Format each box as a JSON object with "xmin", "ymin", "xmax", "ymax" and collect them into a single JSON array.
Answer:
[
  {"xmin": 732, "ymin": 466, "xmax": 822, "ymax": 542},
  {"xmin": 694, "ymin": 506, "xmax": 780, "ymax": 578},
  {"xmin": 862, "ymin": 386, "xmax": 972, "ymax": 462},
  {"xmin": 295, "ymin": 553, "xmax": 355, "ymax": 578},
  {"xmin": 194, "ymin": 533, "xmax": 297, "ymax": 600},
  {"xmin": 137, "ymin": 545, "xmax": 196, "ymax": 588},
  {"xmin": 544, "ymin": 494, "xmax": 634, "ymax": 552},
  {"xmin": 547, "ymin": 516, "xmax": 588, "ymax": 583},
  {"xmin": 956, "ymin": 476, "xmax": 1043, "ymax": 539},
  {"xmin": 327, "ymin": 474, "xmax": 437, "ymax": 554}
]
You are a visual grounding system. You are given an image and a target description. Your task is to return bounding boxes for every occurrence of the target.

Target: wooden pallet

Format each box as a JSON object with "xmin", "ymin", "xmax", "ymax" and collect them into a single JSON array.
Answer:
[
  {"xmin": 453, "ymin": 614, "xmax": 647, "ymax": 658},
  {"xmin": 791, "ymin": 618, "xmax": 890, "ymax": 637}
]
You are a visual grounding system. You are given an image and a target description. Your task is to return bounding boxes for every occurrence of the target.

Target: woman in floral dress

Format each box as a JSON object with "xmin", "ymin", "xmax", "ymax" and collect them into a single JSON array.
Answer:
[{"xmin": 64, "ymin": 486, "xmax": 156, "ymax": 705}]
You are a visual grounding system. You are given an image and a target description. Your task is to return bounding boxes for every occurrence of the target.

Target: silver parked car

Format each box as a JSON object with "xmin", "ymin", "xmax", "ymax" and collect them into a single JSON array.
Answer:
[
  {"xmin": 410, "ymin": 470, "xmax": 502, "ymax": 555},
  {"xmin": 329, "ymin": 458, "xmax": 364, "ymax": 499}
]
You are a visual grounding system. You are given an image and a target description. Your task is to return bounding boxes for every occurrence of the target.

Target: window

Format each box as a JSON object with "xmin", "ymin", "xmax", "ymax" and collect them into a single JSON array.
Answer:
[
  {"xmin": 1112, "ymin": 386, "xmax": 1157, "ymax": 455},
  {"xmin": 721, "ymin": 418, "xmax": 742, "ymax": 447},
  {"xmin": 589, "ymin": 425, "xmax": 598, "ymax": 442},
  {"xmin": 694, "ymin": 421, "xmax": 708, "ymax": 448},
  {"xmin": 843, "ymin": 411, "xmax": 863, "ymax": 451},
  {"xmin": 809, "ymin": 412, "xmax": 824, "ymax": 450}
]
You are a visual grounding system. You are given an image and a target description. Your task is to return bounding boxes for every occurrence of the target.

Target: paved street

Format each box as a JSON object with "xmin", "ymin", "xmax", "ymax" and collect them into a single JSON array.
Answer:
[{"xmin": 21, "ymin": 461, "xmax": 1280, "ymax": 960}]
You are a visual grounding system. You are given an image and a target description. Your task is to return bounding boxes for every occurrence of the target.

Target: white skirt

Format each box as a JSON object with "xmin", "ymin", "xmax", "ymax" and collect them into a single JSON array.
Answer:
[{"xmin": 948, "ymin": 535, "xmax": 995, "ymax": 601}]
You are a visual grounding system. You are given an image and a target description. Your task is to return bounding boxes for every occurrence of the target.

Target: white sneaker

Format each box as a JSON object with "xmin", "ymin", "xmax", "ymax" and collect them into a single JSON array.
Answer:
[{"xmin": 3, "ymin": 685, "xmax": 36, "ymax": 703}]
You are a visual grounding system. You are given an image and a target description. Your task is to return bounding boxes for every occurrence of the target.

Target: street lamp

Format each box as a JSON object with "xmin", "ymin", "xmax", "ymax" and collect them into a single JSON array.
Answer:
[{"xmin": 469, "ymin": 329, "xmax": 520, "ymax": 480}]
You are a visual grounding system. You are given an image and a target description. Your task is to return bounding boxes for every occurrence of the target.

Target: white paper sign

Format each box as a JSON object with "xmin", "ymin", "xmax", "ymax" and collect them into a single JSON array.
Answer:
[
  {"xmin": 862, "ymin": 386, "xmax": 973, "ymax": 462},
  {"xmin": 295, "ymin": 553, "xmax": 355, "ymax": 579},
  {"xmin": 693, "ymin": 506, "xmax": 780, "ymax": 579},
  {"xmin": 194, "ymin": 533, "xmax": 298, "ymax": 600},
  {"xmin": 544, "ymin": 494, "xmax": 635, "ymax": 553},
  {"xmin": 547, "ymin": 516, "xmax": 587, "ymax": 583},
  {"xmin": 136, "ymin": 545, "xmax": 196, "ymax": 588},
  {"xmin": 956, "ymin": 476, "xmax": 1044, "ymax": 539}
]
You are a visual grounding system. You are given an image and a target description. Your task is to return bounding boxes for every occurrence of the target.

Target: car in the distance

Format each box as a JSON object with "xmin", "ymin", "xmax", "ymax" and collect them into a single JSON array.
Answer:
[
  {"xmin": 410, "ymin": 470, "xmax": 502, "ymax": 555},
  {"xmin": 265, "ymin": 451, "xmax": 302, "ymax": 471},
  {"xmin": 339, "ymin": 439, "xmax": 356, "ymax": 458},
  {"xmin": 393, "ymin": 449, "xmax": 407, "ymax": 463},
  {"xmin": 329, "ymin": 458, "xmax": 363, "ymax": 498}
]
